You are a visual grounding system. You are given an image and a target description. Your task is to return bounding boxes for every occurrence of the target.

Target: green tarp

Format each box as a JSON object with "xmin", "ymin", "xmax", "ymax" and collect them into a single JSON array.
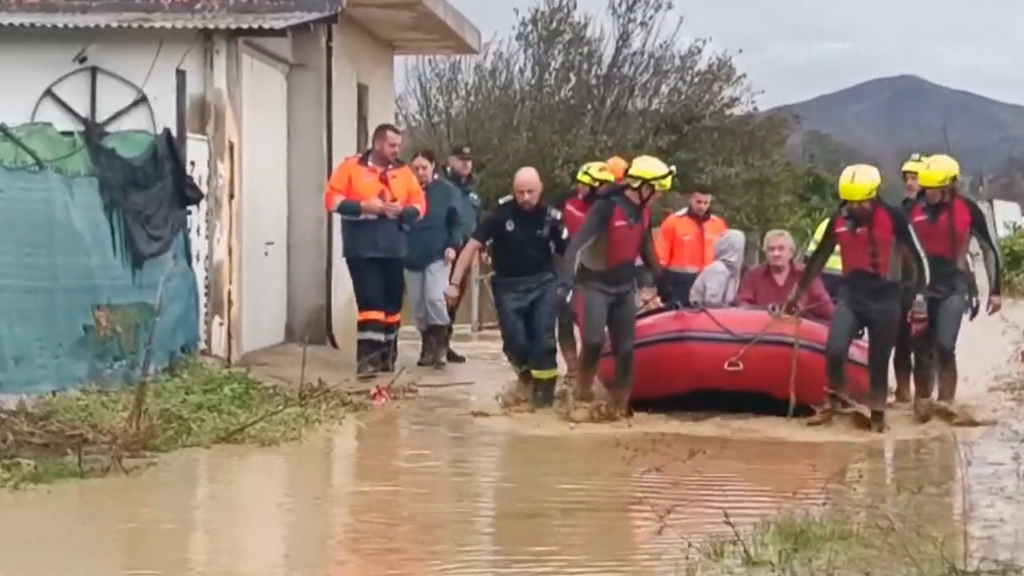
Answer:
[{"xmin": 0, "ymin": 123, "xmax": 199, "ymax": 394}]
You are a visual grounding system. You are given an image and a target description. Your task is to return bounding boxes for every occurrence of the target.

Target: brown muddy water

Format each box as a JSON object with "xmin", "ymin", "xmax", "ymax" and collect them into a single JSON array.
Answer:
[{"xmin": 1, "ymin": 306, "xmax": 1024, "ymax": 575}]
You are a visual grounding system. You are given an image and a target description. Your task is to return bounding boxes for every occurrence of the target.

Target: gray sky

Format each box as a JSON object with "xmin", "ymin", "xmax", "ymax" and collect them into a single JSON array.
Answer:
[{"xmin": 444, "ymin": 0, "xmax": 1021, "ymax": 108}]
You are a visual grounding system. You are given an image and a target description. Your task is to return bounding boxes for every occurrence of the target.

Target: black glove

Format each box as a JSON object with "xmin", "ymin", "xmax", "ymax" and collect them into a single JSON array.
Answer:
[{"xmin": 968, "ymin": 294, "xmax": 980, "ymax": 320}]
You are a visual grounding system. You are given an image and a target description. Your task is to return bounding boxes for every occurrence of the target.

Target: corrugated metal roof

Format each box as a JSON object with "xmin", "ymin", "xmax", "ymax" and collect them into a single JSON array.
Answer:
[{"xmin": 0, "ymin": 10, "xmax": 338, "ymax": 29}]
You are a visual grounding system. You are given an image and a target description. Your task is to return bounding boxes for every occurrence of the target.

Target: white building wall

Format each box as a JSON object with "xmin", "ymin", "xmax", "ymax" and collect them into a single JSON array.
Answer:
[
  {"xmin": 330, "ymin": 16, "xmax": 397, "ymax": 362},
  {"xmin": 0, "ymin": 28, "xmax": 205, "ymax": 131}
]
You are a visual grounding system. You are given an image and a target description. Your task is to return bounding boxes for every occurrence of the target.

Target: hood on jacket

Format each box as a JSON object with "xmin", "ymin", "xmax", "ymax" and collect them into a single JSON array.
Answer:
[{"xmin": 714, "ymin": 229, "xmax": 746, "ymax": 270}]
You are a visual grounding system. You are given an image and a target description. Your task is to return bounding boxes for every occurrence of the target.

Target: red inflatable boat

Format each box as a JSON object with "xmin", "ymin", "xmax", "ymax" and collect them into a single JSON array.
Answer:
[{"xmin": 596, "ymin": 307, "xmax": 870, "ymax": 406}]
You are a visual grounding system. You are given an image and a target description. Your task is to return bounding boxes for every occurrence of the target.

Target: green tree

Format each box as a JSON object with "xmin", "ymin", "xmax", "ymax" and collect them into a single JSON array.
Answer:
[{"xmin": 397, "ymin": 0, "xmax": 836, "ymax": 235}]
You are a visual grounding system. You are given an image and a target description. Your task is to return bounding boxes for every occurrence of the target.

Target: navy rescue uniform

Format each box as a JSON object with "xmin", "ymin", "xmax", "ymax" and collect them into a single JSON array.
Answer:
[{"xmin": 472, "ymin": 195, "xmax": 568, "ymax": 405}]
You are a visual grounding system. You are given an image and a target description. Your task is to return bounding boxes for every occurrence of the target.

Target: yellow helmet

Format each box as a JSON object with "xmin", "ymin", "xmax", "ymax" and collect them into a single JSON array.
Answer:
[
  {"xmin": 917, "ymin": 154, "xmax": 961, "ymax": 188},
  {"xmin": 837, "ymin": 164, "xmax": 882, "ymax": 202},
  {"xmin": 624, "ymin": 155, "xmax": 675, "ymax": 192},
  {"xmin": 901, "ymin": 153, "xmax": 925, "ymax": 174},
  {"xmin": 575, "ymin": 161, "xmax": 616, "ymax": 188}
]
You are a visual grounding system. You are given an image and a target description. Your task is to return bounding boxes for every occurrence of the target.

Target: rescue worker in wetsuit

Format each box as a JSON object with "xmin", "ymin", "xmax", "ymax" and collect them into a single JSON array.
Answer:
[
  {"xmin": 445, "ymin": 167, "xmax": 568, "ymax": 408},
  {"xmin": 785, "ymin": 164, "xmax": 931, "ymax": 432},
  {"xmin": 893, "ymin": 153, "xmax": 926, "ymax": 403},
  {"xmin": 908, "ymin": 154, "xmax": 1001, "ymax": 419},
  {"xmin": 325, "ymin": 123, "xmax": 426, "ymax": 377},
  {"xmin": 805, "ymin": 218, "xmax": 844, "ymax": 298},
  {"xmin": 556, "ymin": 155, "xmax": 672, "ymax": 416},
  {"xmin": 558, "ymin": 161, "xmax": 618, "ymax": 383}
]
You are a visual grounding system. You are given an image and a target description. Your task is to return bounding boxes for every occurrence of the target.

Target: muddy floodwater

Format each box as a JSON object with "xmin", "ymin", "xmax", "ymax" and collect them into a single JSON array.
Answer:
[{"xmin": 1, "ymin": 304, "xmax": 1024, "ymax": 575}]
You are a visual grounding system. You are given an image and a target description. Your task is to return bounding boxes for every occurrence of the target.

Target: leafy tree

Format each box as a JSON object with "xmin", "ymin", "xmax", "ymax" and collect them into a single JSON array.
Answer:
[{"xmin": 397, "ymin": 0, "xmax": 836, "ymax": 236}]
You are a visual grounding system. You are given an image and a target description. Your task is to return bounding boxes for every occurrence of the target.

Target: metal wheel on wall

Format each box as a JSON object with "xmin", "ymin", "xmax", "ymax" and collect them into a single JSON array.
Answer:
[{"xmin": 31, "ymin": 65, "xmax": 157, "ymax": 137}]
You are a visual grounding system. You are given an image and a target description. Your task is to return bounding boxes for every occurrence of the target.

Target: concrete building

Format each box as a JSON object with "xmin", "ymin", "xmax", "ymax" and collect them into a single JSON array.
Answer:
[{"xmin": 0, "ymin": 0, "xmax": 480, "ymax": 364}]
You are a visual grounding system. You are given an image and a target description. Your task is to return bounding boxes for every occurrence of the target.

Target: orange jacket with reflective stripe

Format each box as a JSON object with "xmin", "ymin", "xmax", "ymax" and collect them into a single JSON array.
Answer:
[
  {"xmin": 324, "ymin": 151, "xmax": 426, "ymax": 259},
  {"xmin": 654, "ymin": 209, "xmax": 727, "ymax": 275}
]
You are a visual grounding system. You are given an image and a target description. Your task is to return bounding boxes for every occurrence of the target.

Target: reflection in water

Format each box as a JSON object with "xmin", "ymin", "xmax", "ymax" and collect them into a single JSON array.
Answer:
[{"xmin": 0, "ymin": 390, "xmax": 1022, "ymax": 574}]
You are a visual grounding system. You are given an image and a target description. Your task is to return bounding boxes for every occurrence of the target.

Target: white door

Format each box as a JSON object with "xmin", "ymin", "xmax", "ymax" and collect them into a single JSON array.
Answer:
[
  {"xmin": 186, "ymin": 134, "xmax": 211, "ymax": 352},
  {"xmin": 240, "ymin": 52, "xmax": 289, "ymax": 355}
]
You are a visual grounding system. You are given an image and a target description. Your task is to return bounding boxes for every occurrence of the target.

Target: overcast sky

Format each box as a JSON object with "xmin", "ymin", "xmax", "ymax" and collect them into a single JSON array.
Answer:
[{"xmin": 442, "ymin": 0, "xmax": 1021, "ymax": 108}]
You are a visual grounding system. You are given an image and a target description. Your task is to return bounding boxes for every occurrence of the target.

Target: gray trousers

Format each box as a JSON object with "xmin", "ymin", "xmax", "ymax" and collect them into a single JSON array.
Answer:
[{"xmin": 405, "ymin": 260, "xmax": 451, "ymax": 331}]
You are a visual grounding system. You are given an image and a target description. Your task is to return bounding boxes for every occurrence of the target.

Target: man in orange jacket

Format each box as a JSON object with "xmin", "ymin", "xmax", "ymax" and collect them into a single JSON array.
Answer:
[
  {"xmin": 324, "ymin": 124, "xmax": 426, "ymax": 377},
  {"xmin": 654, "ymin": 185, "xmax": 727, "ymax": 305}
]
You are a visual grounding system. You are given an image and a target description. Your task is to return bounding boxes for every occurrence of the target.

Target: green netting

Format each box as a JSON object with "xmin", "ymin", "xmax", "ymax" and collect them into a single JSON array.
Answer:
[{"xmin": 0, "ymin": 124, "xmax": 199, "ymax": 394}]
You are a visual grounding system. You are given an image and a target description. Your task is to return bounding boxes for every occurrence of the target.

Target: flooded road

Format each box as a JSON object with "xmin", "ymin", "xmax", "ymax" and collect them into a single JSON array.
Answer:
[{"xmin": 0, "ymin": 305, "xmax": 1023, "ymax": 574}]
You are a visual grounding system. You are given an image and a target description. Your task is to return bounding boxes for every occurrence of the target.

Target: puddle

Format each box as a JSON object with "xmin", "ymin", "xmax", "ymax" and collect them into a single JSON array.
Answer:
[{"xmin": 0, "ymin": 303, "xmax": 1022, "ymax": 574}]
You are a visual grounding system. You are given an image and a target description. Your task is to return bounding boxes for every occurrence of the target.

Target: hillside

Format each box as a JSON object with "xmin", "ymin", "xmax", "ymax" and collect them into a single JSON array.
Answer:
[{"xmin": 775, "ymin": 75, "xmax": 1024, "ymax": 197}]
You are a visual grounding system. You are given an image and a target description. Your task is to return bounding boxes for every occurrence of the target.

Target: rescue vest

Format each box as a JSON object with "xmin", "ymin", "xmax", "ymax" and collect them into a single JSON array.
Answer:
[
  {"xmin": 604, "ymin": 197, "xmax": 651, "ymax": 268},
  {"xmin": 654, "ymin": 210, "xmax": 727, "ymax": 274},
  {"xmin": 833, "ymin": 206, "xmax": 897, "ymax": 278},
  {"xmin": 908, "ymin": 196, "xmax": 971, "ymax": 263},
  {"xmin": 563, "ymin": 193, "xmax": 592, "ymax": 237},
  {"xmin": 807, "ymin": 218, "xmax": 843, "ymax": 273}
]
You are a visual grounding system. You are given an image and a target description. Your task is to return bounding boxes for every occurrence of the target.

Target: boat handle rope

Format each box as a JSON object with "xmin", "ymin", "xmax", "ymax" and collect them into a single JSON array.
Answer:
[{"xmin": 694, "ymin": 304, "xmax": 806, "ymax": 419}]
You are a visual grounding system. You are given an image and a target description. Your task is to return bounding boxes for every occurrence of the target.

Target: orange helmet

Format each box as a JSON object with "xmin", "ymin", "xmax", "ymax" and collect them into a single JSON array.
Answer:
[{"xmin": 606, "ymin": 156, "xmax": 628, "ymax": 182}]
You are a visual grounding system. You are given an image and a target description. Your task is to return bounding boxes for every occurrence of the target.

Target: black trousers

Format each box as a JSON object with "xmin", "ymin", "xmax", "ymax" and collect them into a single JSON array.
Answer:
[
  {"xmin": 347, "ymin": 257, "xmax": 405, "ymax": 368},
  {"xmin": 913, "ymin": 279, "xmax": 968, "ymax": 400},
  {"xmin": 578, "ymin": 284, "xmax": 637, "ymax": 391},
  {"xmin": 824, "ymin": 286, "xmax": 901, "ymax": 412}
]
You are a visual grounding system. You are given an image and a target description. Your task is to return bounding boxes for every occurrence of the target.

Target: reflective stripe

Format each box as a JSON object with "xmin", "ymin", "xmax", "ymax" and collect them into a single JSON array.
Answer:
[
  {"xmin": 384, "ymin": 313, "xmax": 402, "ymax": 324},
  {"xmin": 356, "ymin": 331, "xmax": 386, "ymax": 341},
  {"xmin": 357, "ymin": 311, "xmax": 386, "ymax": 321},
  {"xmin": 340, "ymin": 214, "xmax": 381, "ymax": 221},
  {"xmin": 530, "ymin": 368, "xmax": 559, "ymax": 379}
]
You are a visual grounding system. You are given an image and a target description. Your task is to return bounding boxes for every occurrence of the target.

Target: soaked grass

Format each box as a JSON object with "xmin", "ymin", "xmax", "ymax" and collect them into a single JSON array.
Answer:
[
  {"xmin": 0, "ymin": 358, "xmax": 367, "ymax": 489},
  {"xmin": 682, "ymin": 510, "xmax": 1020, "ymax": 575}
]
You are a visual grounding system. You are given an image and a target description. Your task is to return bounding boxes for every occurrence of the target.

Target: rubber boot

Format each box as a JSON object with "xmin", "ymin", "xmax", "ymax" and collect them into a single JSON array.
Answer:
[
  {"xmin": 562, "ymin": 347, "xmax": 580, "ymax": 384},
  {"xmin": 913, "ymin": 365, "xmax": 934, "ymax": 423},
  {"xmin": 893, "ymin": 375, "xmax": 911, "ymax": 403},
  {"xmin": 870, "ymin": 409, "xmax": 886, "ymax": 433},
  {"xmin": 416, "ymin": 331, "xmax": 431, "ymax": 367},
  {"xmin": 575, "ymin": 361, "xmax": 598, "ymax": 403},
  {"xmin": 428, "ymin": 326, "xmax": 447, "ymax": 370},
  {"xmin": 379, "ymin": 339, "xmax": 397, "ymax": 373},
  {"xmin": 533, "ymin": 377, "xmax": 557, "ymax": 408},
  {"xmin": 936, "ymin": 363, "xmax": 957, "ymax": 404},
  {"xmin": 446, "ymin": 326, "xmax": 467, "ymax": 363},
  {"xmin": 806, "ymin": 394, "xmax": 839, "ymax": 426},
  {"xmin": 356, "ymin": 340, "xmax": 380, "ymax": 379}
]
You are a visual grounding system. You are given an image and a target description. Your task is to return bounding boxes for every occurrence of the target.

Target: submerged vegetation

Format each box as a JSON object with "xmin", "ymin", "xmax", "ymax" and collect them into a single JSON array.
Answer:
[{"xmin": 0, "ymin": 358, "xmax": 367, "ymax": 488}]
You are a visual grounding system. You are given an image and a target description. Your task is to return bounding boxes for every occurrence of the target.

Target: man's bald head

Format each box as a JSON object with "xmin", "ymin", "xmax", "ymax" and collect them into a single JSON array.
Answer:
[{"xmin": 512, "ymin": 166, "xmax": 543, "ymax": 210}]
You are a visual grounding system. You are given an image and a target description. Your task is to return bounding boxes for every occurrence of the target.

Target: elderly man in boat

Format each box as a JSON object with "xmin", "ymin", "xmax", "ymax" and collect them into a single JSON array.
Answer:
[{"xmin": 735, "ymin": 229, "xmax": 834, "ymax": 321}]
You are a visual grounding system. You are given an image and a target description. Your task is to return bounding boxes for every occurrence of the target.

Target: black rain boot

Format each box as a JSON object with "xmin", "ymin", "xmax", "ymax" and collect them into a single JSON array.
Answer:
[
  {"xmin": 356, "ymin": 340, "xmax": 379, "ymax": 379},
  {"xmin": 416, "ymin": 330, "xmax": 431, "ymax": 367},
  {"xmin": 532, "ymin": 377, "xmax": 556, "ymax": 408},
  {"xmin": 379, "ymin": 339, "xmax": 397, "ymax": 373},
  {"xmin": 870, "ymin": 410, "xmax": 886, "ymax": 433},
  {"xmin": 446, "ymin": 325, "xmax": 467, "ymax": 363},
  {"xmin": 429, "ymin": 326, "xmax": 447, "ymax": 369},
  {"xmin": 936, "ymin": 362, "xmax": 958, "ymax": 404}
]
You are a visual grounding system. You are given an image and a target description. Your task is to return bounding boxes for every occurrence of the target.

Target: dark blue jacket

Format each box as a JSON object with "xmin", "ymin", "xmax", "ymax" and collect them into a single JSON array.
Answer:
[
  {"xmin": 403, "ymin": 177, "xmax": 464, "ymax": 271},
  {"xmin": 444, "ymin": 167, "xmax": 481, "ymax": 244}
]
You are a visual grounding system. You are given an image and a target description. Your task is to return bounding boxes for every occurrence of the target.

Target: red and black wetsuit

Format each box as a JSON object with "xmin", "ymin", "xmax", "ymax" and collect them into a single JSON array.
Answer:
[
  {"xmin": 795, "ymin": 200, "xmax": 931, "ymax": 425},
  {"xmin": 557, "ymin": 185, "xmax": 661, "ymax": 404},
  {"xmin": 556, "ymin": 190, "xmax": 598, "ymax": 353},
  {"xmin": 908, "ymin": 194, "xmax": 1001, "ymax": 403}
]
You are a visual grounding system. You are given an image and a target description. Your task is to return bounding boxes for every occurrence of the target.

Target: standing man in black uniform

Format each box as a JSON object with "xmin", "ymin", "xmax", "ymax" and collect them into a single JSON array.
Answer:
[
  {"xmin": 446, "ymin": 167, "xmax": 568, "ymax": 409},
  {"xmin": 443, "ymin": 144, "xmax": 482, "ymax": 364}
]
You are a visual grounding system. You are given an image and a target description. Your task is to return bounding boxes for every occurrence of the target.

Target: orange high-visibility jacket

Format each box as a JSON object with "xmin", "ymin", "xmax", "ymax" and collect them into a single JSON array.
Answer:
[
  {"xmin": 654, "ymin": 209, "xmax": 727, "ymax": 274},
  {"xmin": 324, "ymin": 151, "xmax": 426, "ymax": 259}
]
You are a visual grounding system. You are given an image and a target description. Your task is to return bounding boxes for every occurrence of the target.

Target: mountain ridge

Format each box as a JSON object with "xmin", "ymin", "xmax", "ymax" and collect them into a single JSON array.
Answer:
[{"xmin": 773, "ymin": 74, "xmax": 1024, "ymax": 197}]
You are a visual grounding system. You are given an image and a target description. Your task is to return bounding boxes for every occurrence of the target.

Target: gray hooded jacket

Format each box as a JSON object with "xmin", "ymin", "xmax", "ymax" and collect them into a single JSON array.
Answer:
[{"xmin": 690, "ymin": 229, "xmax": 746, "ymax": 307}]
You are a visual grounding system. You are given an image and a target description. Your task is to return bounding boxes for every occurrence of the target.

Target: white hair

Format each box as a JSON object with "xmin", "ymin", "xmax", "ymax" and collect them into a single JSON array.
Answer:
[{"xmin": 762, "ymin": 229, "xmax": 795, "ymax": 251}]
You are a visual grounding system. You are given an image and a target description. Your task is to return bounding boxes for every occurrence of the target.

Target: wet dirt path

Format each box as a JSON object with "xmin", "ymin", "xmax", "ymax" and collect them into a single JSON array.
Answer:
[{"xmin": 0, "ymin": 306, "xmax": 1022, "ymax": 574}]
